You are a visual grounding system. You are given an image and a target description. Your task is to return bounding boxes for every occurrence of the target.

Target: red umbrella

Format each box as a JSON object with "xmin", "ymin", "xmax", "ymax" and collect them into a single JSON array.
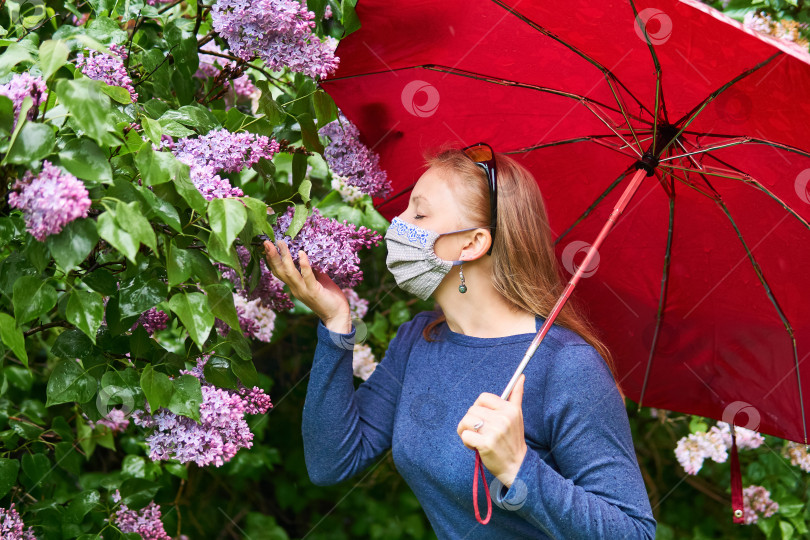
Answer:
[{"xmin": 318, "ymin": 0, "xmax": 810, "ymax": 524}]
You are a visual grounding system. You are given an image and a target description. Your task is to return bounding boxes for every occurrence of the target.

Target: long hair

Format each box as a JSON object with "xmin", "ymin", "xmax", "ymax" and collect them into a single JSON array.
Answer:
[{"xmin": 418, "ymin": 143, "xmax": 624, "ymax": 399}]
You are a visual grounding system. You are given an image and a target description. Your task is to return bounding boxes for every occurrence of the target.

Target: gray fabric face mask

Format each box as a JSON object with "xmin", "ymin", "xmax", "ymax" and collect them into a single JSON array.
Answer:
[{"xmin": 384, "ymin": 216, "xmax": 479, "ymax": 300}]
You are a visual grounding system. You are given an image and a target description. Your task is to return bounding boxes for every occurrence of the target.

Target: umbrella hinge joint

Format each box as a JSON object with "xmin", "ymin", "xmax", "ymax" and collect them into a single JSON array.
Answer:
[{"xmin": 634, "ymin": 152, "xmax": 659, "ymax": 177}]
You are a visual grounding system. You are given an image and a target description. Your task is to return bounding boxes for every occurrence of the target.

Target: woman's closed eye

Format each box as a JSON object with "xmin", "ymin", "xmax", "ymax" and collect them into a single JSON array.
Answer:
[{"xmin": 414, "ymin": 214, "xmax": 425, "ymax": 220}]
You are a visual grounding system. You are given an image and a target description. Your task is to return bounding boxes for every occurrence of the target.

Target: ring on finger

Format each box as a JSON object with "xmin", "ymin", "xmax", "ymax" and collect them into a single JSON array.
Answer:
[{"xmin": 473, "ymin": 420, "xmax": 484, "ymax": 432}]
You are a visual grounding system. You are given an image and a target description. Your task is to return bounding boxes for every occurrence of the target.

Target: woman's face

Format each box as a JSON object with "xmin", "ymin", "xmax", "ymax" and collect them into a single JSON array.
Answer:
[{"xmin": 395, "ymin": 166, "xmax": 471, "ymax": 261}]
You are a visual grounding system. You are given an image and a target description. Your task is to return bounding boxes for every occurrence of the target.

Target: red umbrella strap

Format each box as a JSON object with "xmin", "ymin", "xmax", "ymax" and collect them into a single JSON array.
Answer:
[
  {"xmin": 473, "ymin": 450, "xmax": 492, "ymax": 525},
  {"xmin": 730, "ymin": 428, "xmax": 745, "ymax": 524}
]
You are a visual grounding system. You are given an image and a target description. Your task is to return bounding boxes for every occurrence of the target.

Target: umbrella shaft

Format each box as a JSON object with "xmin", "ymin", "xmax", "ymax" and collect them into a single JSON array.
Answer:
[{"xmin": 500, "ymin": 167, "xmax": 649, "ymax": 401}]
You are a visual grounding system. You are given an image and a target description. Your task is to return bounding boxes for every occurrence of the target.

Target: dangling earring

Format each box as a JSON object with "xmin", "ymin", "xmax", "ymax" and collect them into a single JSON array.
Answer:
[{"xmin": 458, "ymin": 263, "xmax": 467, "ymax": 294}]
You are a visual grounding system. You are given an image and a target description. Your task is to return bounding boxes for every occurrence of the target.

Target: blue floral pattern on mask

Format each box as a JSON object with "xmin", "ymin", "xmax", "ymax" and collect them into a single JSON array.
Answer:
[{"xmin": 390, "ymin": 217, "xmax": 432, "ymax": 246}]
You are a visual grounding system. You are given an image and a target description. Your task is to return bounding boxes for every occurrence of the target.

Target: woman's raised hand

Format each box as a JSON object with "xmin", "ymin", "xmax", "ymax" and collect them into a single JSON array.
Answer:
[{"xmin": 263, "ymin": 239, "xmax": 352, "ymax": 334}]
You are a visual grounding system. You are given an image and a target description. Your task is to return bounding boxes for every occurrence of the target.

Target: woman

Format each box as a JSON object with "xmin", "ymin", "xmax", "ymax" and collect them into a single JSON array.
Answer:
[{"xmin": 263, "ymin": 144, "xmax": 657, "ymax": 539}]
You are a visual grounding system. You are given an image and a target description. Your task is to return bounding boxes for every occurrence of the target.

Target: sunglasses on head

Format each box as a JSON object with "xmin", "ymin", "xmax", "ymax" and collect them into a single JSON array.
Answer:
[{"xmin": 461, "ymin": 142, "xmax": 497, "ymax": 256}]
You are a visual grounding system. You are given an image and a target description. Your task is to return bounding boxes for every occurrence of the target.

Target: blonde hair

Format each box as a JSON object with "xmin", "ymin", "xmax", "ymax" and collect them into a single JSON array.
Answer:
[{"xmin": 419, "ymin": 142, "xmax": 624, "ymax": 399}]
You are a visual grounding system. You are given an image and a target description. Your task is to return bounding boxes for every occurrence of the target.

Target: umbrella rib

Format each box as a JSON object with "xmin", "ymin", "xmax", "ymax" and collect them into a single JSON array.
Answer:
[
  {"xmin": 668, "ymin": 52, "xmax": 783, "ymax": 153},
  {"xmin": 637, "ymin": 177, "xmax": 675, "ymax": 410},
  {"xmin": 486, "ymin": 0, "xmax": 655, "ymax": 121},
  {"xmin": 552, "ymin": 165, "xmax": 637, "ymax": 247},
  {"xmin": 711, "ymin": 198, "xmax": 807, "ymax": 446},
  {"xmin": 659, "ymin": 137, "xmax": 751, "ymax": 162},
  {"xmin": 420, "ymin": 64, "xmax": 652, "ymax": 126},
  {"xmin": 503, "ymin": 135, "xmax": 640, "ymax": 160}
]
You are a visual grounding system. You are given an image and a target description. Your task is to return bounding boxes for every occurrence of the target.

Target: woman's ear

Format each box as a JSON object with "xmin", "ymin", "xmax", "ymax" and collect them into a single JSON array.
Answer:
[{"xmin": 459, "ymin": 228, "xmax": 492, "ymax": 261}]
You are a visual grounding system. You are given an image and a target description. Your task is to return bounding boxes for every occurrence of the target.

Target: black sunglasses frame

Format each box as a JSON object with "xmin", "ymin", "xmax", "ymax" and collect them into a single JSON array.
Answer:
[{"xmin": 461, "ymin": 142, "xmax": 497, "ymax": 256}]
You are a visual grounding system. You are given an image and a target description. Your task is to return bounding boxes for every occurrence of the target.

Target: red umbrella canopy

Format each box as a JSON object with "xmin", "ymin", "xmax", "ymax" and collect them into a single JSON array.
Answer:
[{"xmin": 319, "ymin": 0, "xmax": 810, "ymax": 446}]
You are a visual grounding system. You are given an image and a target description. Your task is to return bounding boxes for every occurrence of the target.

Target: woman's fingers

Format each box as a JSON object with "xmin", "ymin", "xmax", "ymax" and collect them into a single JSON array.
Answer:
[{"xmin": 298, "ymin": 250, "xmax": 318, "ymax": 290}]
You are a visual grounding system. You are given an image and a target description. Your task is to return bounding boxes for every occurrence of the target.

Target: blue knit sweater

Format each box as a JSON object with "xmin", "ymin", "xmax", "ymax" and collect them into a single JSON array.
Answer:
[{"xmin": 302, "ymin": 310, "xmax": 657, "ymax": 539}]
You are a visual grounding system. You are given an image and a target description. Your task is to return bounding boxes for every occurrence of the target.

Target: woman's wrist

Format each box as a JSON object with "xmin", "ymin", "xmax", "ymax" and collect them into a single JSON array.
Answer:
[{"xmin": 323, "ymin": 311, "xmax": 352, "ymax": 334}]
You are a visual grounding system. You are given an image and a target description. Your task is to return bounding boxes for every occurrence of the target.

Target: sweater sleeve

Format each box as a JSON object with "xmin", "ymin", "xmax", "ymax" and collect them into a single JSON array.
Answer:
[
  {"xmin": 493, "ymin": 343, "xmax": 657, "ymax": 539},
  {"xmin": 301, "ymin": 316, "xmax": 418, "ymax": 486}
]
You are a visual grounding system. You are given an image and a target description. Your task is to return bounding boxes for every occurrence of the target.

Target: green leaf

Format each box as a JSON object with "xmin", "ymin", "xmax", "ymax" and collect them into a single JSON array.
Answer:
[
  {"xmin": 0, "ymin": 313, "xmax": 27, "ymax": 367},
  {"xmin": 46, "ymin": 359, "xmax": 97, "ymax": 407},
  {"xmin": 285, "ymin": 204, "xmax": 309, "ymax": 240},
  {"xmin": 167, "ymin": 374, "xmax": 203, "ymax": 422},
  {"xmin": 204, "ymin": 283, "xmax": 241, "ymax": 334},
  {"xmin": 21, "ymin": 453, "xmax": 50, "ymax": 489},
  {"xmin": 81, "ymin": 268, "xmax": 118, "ymax": 296},
  {"xmin": 188, "ymin": 250, "xmax": 219, "ymax": 284},
  {"xmin": 135, "ymin": 141, "xmax": 175, "ymax": 186},
  {"xmin": 67, "ymin": 290, "xmax": 104, "ymax": 343},
  {"xmin": 59, "ymin": 137, "xmax": 112, "ymax": 182},
  {"xmin": 780, "ymin": 519, "xmax": 795, "ymax": 540},
  {"xmin": 99, "ymin": 82, "xmax": 132, "ymax": 104},
  {"xmin": 203, "ymin": 356, "xmax": 239, "ymax": 389},
  {"xmin": 159, "ymin": 118, "xmax": 195, "ymax": 138},
  {"xmin": 0, "ymin": 42, "xmax": 35, "ymax": 77},
  {"xmin": 0, "ymin": 458, "xmax": 20, "ymax": 498},
  {"xmin": 230, "ymin": 356, "xmax": 258, "ymax": 388},
  {"xmin": 119, "ymin": 276, "xmax": 165, "ymax": 319},
  {"xmin": 97, "ymin": 210, "xmax": 139, "ymax": 263},
  {"xmin": 242, "ymin": 197, "xmax": 275, "ymax": 240},
  {"xmin": 208, "ymin": 197, "xmax": 247, "ymax": 249},
  {"xmin": 64, "ymin": 490, "xmax": 100, "ymax": 524},
  {"xmin": 141, "ymin": 116, "xmax": 162, "ymax": 145},
  {"xmin": 39, "ymin": 40, "xmax": 69, "ymax": 81},
  {"xmin": 168, "ymin": 292, "xmax": 214, "ymax": 349},
  {"xmin": 115, "ymin": 200, "xmax": 157, "ymax": 252},
  {"xmin": 313, "ymin": 89, "xmax": 338, "ymax": 126},
  {"xmin": 297, "ymin": 112, "xmax": 324, "ymax": 153},
  {"xmin": 0, "ymin": 95, "xmax": 14, "ymax": 139},
  {"xmin": 167, "ymin": 241, "xmax": 193, "ymax": 287},
  {"xmin": 136, "ymin": 184, "xmax": 182, "ymax": 233},
  {"xmin": 172, "ymin": 163, "xmax": 207, "ymax": 213},
  {"xmin": 54, "ymin": 440, "xmax": 83, "ymax": 475},
  {"xmin": 12, "ymin": 276, "xmax": 57, "ymax": 324},
  {"xmin": 55, "ymin": 78, "xmax": 118, "ymax": 147},
  {"xmin": 6, "ymin": 122, "xmax": 56, "ymax": 164},
  {"xmin": 342, "ymin": 0, "xmax": 361, "ymax": 36},
  {"xmin": 160, "ymin": 105, "xmax": 218, "ymax": 133},
  {"xmin": 140, "ymin": 364, "xmax": 173, "ymax": 413},
  {"xmin": 256, "ymin": 81, "xmax": 285, "ymax": 124},
  {"xmin": 46, "ymin": 218, "xmax": 99, "ymax": 273}
]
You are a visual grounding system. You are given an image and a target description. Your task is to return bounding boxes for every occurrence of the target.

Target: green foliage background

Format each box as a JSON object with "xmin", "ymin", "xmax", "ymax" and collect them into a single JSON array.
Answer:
[{"xmin": 0, "ymin": 0, "xmax": 808, "ymax": 538}]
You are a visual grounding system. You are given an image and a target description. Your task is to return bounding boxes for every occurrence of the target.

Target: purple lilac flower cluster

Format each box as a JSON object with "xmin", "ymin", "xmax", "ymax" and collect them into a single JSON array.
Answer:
[
  {"xmin": 75, "ymin": 44, "xmax": 138, "ymax": 102},
  {"xmin": 132, "ymin": 357, "xmax": 272, "ymax": 467},
  {"xmin": 110, "ymin": 490, "xmax": 171, "ymax": 540},
  {"xmin": 87, "ymin": 409, "xmax": 130, "ymax": 433},
  {"xmin": 214, "ymin": 293, "xmax": 277, "ymax": 342},
  {"xmin": 742, "ymin": 485, "xmax": 779, "ymax": 525},
  {"xmin": 271, "ymin": 206, "xmax": 382, "ymax": 288},
  {"xmin": 318, "ymin": 114, "xmax": 392, "ymax": 198},
  {"xmin": 8, "ymin": 161, "xmax": 92, "ymax": 241},
  {"xmin": 172, "ymin": 128, "xmax": 280, "ymax": 200},
  {"xmin": 0, "ymin": 72, "xmax": 48, "ymax": 128},
  {"xmin": 211, "ymin": 0, "xmax": 339, "ymax": 80},
  {"xmin": 0, "ymin": 503, "xmax": 37, "ymax": 539},
  {"xmin": 219, "ymin": 245, "xmax": 294, "ymax": 312},
  {"xmin": 132, "ymin": 308, "xmax": 170, "ymax": 335},
  {"xmin": 342, "ymin": 288, "xmax": 369, "ymax": 319}
]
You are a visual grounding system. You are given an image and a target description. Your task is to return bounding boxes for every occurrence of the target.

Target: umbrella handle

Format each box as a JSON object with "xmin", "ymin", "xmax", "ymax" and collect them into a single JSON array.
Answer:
[{"xmin": 473, "ymin": 449, "xmax": 492, "ymax": 524}]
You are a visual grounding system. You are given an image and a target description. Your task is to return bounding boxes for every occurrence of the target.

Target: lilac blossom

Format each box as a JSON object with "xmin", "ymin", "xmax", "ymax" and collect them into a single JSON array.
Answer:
[
  {"xmin": 271, "ymin": 206, "xmax": 382, "ymax": 288},
  {"xmin": 353, "ymin": 343, "xmax": 377, "ymax": 380},
  {"xmin": 742, "ymin": 485, "xmax": 779, "ymax": 525},
  {"xmin": 75, "ymin": 44, "xmax": 138, "ymax": 102},
  {"xmin": 211, "ymin": 0, "xmax": 339, "ymax": 80},
  {"xmin": 197, "ymin": 43, "xmax": 259, "ymax": 109},
  {"xmin": 319, "ymin": 113, "xmax": 392, "ymax": 198},
  {"xmin": 132, "ymin": 358, "xmax": 272, "ymax": 467},
  {"xmin": 782, "ymin": 441, "xmax": 810, "ymax": 472},
  {"xmin": 342, "ymin": 288, "xmax": 369, "ymax": 319},
  {"xmin": 110, "ymin": 490, "xmax": 171, "ymax": 540},
  {"xmin": 215, "ymin": 293, "xmax": 277, "ymax": 342},
  {"xmin": 172, "ymin": 128, "xmax": 280, "ymax": 200},
  {"xmin": 331, "ymin": 174, "xmax": 365, "ymax": 204},
  {"xmin": 0, "ymin": 503, "xmax": 37, "ymax": 539},
  {"xmin": 8, "ymin": 161, "xmax": 92, "ymax": 241},
  {"xmin": 0, "ymin": 72, "xmax": 48, "ymax": 128},
  {"xmin": 674, "ymin": 421, "xmax": 764, "ymax": 476},
  {"xmin": 132, "ymin": 308, "xmax": 170, "ymax": 335},
  {"xmin": 219, "ymin": 245, "xmax": 295, "ymax": 312},
  {"xmin": 87, "ymin": 408, "xmax": 130, "ymax": 433}
]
